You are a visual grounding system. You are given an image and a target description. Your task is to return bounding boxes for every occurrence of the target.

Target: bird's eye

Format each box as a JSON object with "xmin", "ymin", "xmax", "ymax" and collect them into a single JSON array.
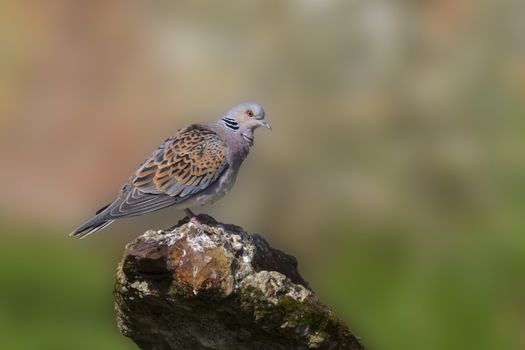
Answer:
[{"xmin": 246, "ymin": 109, "xmax": 254, "ymax": 117}]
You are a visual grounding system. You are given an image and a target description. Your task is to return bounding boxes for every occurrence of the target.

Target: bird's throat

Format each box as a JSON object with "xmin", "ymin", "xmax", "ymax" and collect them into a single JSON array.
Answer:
[{"xmin": 241, "ymin": 132, "xmax": 254, "ymax": 146}]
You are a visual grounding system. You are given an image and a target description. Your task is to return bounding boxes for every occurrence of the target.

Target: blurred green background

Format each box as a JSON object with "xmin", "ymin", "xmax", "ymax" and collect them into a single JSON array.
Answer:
[{"xmin": 1, "ymin": 1, "xmax": 524, "ymax": 349}]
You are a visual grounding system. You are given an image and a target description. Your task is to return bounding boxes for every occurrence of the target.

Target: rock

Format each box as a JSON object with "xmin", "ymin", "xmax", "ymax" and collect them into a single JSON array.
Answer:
[{"xmin": 114, "ymin": 215, "xmax": 365, "ymax": 350}]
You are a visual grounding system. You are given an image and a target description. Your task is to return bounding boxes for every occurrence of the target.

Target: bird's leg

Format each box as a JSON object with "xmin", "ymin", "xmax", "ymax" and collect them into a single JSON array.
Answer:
[{"xmin": 184, "ymin": 208, "xmax": 201, "ymax": 225}]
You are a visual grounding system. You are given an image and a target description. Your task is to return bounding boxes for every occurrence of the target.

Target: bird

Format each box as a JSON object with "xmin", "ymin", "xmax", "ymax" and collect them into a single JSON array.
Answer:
[{"xmin": 70, "ymin": 102, "xmax": 270, "ymax": 238}]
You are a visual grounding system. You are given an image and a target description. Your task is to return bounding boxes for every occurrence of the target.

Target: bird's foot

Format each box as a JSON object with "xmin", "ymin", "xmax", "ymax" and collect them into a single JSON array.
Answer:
[
  {"xmin": 189, "ymin": 217, "xmax": 201, "ymax": 225},
  {"xmin": 184, "ymin": 208, "xmax": 201, "ymax": 225}
]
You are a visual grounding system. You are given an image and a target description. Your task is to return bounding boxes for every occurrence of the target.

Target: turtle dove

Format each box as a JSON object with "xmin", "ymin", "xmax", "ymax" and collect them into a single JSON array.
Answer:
[{"xmin": 71, "ymin": 102, "xmax": 270, "ymax": 238}]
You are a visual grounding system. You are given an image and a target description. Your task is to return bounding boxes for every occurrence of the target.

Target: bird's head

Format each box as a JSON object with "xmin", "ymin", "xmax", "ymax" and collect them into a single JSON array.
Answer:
[{"xmin": 220, "ymin": 102, "xmax": 270, "ymax": 132}]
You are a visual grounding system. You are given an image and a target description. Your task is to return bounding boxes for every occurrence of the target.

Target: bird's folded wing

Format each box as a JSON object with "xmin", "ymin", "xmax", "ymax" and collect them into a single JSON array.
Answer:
[{"xmin": 132, "ymin": 124, "xmax": 228, "ymax": 199}]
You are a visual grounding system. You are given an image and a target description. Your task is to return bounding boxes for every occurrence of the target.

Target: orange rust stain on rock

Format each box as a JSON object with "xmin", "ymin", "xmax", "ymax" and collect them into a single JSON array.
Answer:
[{"xmin": 169, "ymin": 239, "xmax": 232, "ymax": 294}]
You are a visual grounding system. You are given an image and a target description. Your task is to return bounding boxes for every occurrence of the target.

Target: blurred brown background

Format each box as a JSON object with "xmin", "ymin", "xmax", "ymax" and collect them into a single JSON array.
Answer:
[{"xmin": 1, "ymin": 1, "xmax": 525, "ymax": 349}]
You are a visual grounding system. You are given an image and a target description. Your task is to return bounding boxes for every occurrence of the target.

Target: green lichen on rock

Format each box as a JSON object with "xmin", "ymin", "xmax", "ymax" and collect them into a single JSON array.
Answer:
[{"xmin": 114, "ymin": 215, "xmax": 365, "ymax": 350}]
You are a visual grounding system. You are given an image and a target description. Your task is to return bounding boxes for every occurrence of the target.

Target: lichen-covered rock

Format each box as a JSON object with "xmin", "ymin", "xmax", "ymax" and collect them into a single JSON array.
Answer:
[{"xmin": 114, "ymin": 215, "xmax": 365, "ymax": 350}]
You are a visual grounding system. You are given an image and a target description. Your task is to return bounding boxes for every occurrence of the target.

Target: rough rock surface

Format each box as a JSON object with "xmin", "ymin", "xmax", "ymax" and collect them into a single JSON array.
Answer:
[{"xmin": 114, "ymin": 215, "xmax": 365, "ymax": 350}]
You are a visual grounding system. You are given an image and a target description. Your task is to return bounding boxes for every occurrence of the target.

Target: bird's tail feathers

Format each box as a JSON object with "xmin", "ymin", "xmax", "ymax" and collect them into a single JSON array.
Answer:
[{"xmin": 69, "ymin": 214, "xmax": 114, "ymax": 239}]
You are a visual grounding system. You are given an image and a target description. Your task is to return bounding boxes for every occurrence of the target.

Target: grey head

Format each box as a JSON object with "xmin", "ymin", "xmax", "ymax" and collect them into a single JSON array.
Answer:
[{"xmin": 219, "ymin": 102, "xmax": 271, "ymax": 133}]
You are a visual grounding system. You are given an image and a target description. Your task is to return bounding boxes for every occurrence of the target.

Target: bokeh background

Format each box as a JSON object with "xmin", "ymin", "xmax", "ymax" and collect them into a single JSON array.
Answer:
[{"xmin": 1, "ymin": 1, "xmax": 524, "ymax": 349}]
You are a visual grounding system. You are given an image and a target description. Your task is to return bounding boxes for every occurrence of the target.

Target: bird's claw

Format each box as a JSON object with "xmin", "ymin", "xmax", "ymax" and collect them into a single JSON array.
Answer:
[{"xmin": 184, "ymin": 208, "xmax": 201, "ymax": 225}]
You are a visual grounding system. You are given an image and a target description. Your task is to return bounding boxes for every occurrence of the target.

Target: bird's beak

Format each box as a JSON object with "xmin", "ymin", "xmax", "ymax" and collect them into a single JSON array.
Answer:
[{"xmin": 258, "ymin": 119, "xmax": 272, "ymax": 130}]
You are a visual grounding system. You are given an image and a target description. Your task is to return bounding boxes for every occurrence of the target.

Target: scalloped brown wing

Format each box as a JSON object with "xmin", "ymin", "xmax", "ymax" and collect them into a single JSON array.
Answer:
[{"xmin": 131, "ymin": 125, "xmax": 228, "ymax": 200}]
